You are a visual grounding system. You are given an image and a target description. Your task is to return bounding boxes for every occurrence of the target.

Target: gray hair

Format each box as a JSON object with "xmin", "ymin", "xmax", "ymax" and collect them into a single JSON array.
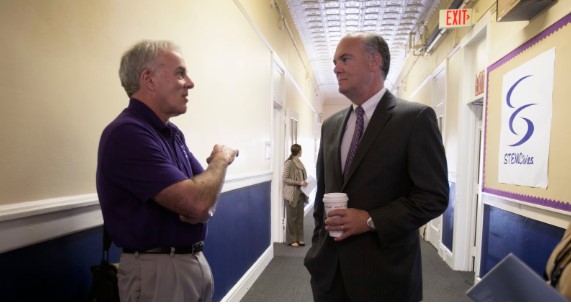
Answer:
[
  {"xmin": 119, "ymin": 40, "xmax": 182, "ymax": 97},
  {"xmin": 346, "ymin": 32, "xmax": 391, "ymax": 78}
]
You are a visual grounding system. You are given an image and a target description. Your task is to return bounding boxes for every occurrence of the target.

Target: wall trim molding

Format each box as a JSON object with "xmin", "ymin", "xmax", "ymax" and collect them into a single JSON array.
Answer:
[
  {"xmin": 0, "ymin": 193, "xmax": 99, "ymax": 223},
  {"xmin": 483, "ymin": 193, "xmax": 571, "ymax": 229},
  {"xmin": 223, "ymin": 170, "xmax": 272, "ymax": 193},
  {"xmin": 221, "ymin": 245, "xmax": 273, "ymax": 302},
  {"xmin": 0, "ymin": 202, "xmax": 103, "ymax": 254},
  {"xmin": 0, "ymin": 171, "xmax": 272, "ymax": 254}
]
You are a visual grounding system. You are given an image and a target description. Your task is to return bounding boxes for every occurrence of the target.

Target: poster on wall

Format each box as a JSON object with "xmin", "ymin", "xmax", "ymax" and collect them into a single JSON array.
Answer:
[{"xmin": 498, "ymin": 48, "xmax": 555, "ymax": 189}]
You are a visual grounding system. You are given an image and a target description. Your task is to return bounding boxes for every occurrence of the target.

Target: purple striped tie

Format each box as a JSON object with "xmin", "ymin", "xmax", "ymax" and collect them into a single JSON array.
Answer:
[{"xmin": 343, "ymin": 106, "xmax": 364, "ymax": 179}]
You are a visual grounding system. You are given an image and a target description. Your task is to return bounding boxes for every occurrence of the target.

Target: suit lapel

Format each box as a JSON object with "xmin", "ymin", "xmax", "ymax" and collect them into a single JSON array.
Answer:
[{"xmin": 342, "ymin": 91, "xmax": 396, "ymax": 189}]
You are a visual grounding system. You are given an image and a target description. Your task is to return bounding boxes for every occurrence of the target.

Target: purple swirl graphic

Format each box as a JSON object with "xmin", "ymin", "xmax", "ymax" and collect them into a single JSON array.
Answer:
[{"xmin": 506, "ymin": 75, "xmax": 536, "ymax": 147}]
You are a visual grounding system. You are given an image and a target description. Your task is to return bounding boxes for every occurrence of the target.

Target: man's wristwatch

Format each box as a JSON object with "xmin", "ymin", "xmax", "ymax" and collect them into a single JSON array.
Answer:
[{"xmin": 366, "ymin": 217, "xmax": 376, "ymax": 231}]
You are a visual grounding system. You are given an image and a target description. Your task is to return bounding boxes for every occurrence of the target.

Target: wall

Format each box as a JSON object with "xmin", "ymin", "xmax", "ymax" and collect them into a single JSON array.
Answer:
[
  {"xmin": 321, "ymin": 96, "xmax": 350, "ymax": 121},
  {"xmin": 237, "ymin": 0, "xmax": 321, "ymax": 130},
  {"xmin": 394, "ymin": 0, "xmax": 571, "ymax": 277},
  {"xmin": 0, "ymin": 182, "xmax": 270, "ymax": 301},
  {"xmin": 0, "ymin": 226, "xmax": 120, "ymax": 301},
  {"xmin": 480, "ymin": 204, "xmax": 564, "ymax": 276},
  {"xmin": 0, "ymin": 0, "xmax": 319, "ymax": 301},
  {"xmin": 0, "ymin": 0, "xmax": 274, "ymax": 205},
  {"xmin": 443, "ymin": 182, "xmax": 456, "ymax": 251}
]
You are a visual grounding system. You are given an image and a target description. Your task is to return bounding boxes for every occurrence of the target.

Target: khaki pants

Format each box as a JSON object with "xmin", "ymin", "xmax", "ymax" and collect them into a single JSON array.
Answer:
[{"xmin": 118, "ymin": 251, "xmax": 213, "ymax": 301}]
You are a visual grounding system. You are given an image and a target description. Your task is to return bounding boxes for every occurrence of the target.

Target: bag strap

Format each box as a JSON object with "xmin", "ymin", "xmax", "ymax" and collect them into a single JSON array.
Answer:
[{"xmin": 102, "ymin": 225, "xmax": 112, "ymax": 263}]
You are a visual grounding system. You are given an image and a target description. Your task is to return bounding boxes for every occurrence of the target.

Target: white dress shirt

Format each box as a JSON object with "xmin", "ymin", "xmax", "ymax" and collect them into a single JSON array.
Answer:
[{"xmin": 340, "ymin": 88, "xmax": 387, "ymax": 172}]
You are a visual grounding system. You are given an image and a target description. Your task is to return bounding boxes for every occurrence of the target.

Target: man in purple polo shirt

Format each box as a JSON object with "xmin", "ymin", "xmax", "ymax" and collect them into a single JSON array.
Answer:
[{"xmin": 96, "ymin": 40, "xmax": 238, "ymax": 301}]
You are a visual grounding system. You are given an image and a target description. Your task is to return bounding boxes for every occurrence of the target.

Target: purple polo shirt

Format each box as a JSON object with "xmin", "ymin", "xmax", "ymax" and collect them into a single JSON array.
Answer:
[{"xmin": 96, "ymin": 99, "xmax": 206, "ymax": 250}]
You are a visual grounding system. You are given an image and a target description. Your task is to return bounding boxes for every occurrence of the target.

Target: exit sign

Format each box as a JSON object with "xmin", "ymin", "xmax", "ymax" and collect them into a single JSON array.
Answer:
[{"xmin": 439, "ymin": 9, "xmax": 473, "ymax": 29}]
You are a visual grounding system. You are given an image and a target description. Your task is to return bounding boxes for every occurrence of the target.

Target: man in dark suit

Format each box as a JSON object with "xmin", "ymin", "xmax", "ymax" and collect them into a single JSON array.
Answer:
[{"xmin": 304, "ymin": 32, "xmax": 449, "ymax": 301}]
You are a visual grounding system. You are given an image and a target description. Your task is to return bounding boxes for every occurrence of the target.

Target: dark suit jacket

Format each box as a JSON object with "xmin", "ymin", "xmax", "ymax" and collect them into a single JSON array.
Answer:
[{"xmin": 304, "ymin": 91, "xmax": 449, "ymax": 301}]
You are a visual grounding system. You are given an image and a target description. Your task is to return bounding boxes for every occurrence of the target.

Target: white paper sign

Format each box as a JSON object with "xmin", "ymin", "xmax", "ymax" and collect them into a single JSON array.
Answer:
[
  {"xmin": 498, "ymin": 48, "xmax": 555, "ymax": 188},
  {"xmin": 301, "ymin": 175, "xmax": 316, "ymax": 196}
]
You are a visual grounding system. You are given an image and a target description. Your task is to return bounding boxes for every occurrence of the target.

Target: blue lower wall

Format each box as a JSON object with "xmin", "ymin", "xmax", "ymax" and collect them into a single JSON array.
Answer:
[
  {"xmin": 480, "ymin": 204, "xmax": 565, "ymax": 278},
  {"xmin": 0, "ymin": 181, "xmax": 271, "ymax": 301},
  {"xmin": 442, "ymin": 181, "xmax": 456, "ymax": 251},
  {"xmin": 0, "ymin": 226, "xmax": 121, "ymax": 301},
  {"xmin": 205, "ymin": 181, "xmax": 271, "ymax": 301}
]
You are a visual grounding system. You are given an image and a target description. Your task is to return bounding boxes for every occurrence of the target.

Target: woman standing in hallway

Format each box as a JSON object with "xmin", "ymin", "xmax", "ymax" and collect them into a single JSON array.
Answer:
[{"xmin": 282, "ymin": 144, "xmax": 308, "ymax": 248}]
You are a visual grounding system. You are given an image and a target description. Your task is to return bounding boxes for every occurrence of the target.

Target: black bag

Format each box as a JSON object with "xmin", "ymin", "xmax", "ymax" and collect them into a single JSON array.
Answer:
[{"xmin": 89, "ymin": 227, "xmax": 120, "ymax": 301}]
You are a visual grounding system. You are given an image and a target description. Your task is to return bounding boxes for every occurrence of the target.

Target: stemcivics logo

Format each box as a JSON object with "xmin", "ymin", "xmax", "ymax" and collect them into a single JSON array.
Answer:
[{"xmin": 503, "ymin": 75, "xmax": 536, "ymax": 165}]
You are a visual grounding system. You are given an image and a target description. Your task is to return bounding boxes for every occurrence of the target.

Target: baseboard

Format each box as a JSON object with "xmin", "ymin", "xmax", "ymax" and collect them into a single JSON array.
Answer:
[
  {"xmin": 442, "ymin": 243, "xmax": 455, "ymax": 269},
  {"xmin": 220, "ymin": 245, "xmax": 274, "ymax": 302}
]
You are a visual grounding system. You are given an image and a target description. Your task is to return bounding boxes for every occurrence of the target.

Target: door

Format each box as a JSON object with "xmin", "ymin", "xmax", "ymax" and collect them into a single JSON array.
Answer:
[
  {"xmin": 271, "ymin": 61, "xmax": 286, "ymax": 243},
  {"xmin": 470, "ymin": 102, "xmax": 483, "ymax": 271},
  {"xmin": 426, "ymin": 65, "xmax": 446, "ymax": 251}
]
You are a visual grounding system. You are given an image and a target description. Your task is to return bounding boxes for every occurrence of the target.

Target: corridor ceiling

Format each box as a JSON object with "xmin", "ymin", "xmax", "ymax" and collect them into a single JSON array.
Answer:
[{"xmin": 282, "ymin": 0, "xmax": 442, "ymax": 101}]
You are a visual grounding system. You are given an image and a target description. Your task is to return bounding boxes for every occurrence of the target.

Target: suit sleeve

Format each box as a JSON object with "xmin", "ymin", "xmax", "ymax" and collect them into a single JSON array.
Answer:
[
  {"xmin": 311, "ymin": 126, "xmax": 326, "ymax": 244},
  {"xmin": 372, "ymin": 106, "xmax": 449, "ymax": 242}
]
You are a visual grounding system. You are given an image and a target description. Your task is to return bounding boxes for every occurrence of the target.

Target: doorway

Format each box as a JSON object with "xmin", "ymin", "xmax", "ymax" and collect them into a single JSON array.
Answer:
[
  {"xmin": 271, "ymin": 61, "xmax": 286, "ymax": 243},
  {"xmin": 426, "ymin": 64, "xmax": 447, "ymax": 252},
  {"xmin": 270, "ymin": 59, "xmax": 301, "ymax": 244}
]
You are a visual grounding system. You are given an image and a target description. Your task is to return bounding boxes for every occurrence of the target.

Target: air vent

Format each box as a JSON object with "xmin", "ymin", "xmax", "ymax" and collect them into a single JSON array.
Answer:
[{"xmin": 497, "ymin": 0, "xmax": 555, "ymax": 22}]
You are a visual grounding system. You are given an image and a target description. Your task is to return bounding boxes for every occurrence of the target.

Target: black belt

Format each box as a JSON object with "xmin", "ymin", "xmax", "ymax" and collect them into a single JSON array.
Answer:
[{"xmin": 123, "ymin": 241, "xmax": 204, "ymax": 255}]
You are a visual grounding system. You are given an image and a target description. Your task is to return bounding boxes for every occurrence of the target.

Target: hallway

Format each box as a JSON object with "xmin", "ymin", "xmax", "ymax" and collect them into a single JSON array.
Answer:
[{"xmin": 241, "ymin": 210, "xmax": 474, "ymax": 302}]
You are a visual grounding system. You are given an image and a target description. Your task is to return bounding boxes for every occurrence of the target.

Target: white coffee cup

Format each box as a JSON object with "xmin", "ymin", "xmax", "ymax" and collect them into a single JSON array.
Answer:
[{"xmin": 323, "ymin": 193, "xmax": 348, "ymax": 238}]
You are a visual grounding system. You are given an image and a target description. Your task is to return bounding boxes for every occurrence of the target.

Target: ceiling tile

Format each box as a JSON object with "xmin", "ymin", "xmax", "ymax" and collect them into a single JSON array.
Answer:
[{"xmin": 284, "ymin": 0, "xmax": 436, "ymax": 101}]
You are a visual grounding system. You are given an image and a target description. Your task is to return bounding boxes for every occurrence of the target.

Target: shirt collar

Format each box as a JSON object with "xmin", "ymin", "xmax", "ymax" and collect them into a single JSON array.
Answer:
[
  {"xmin": 351, "ymin": 87, "xmax": 386, "ymax": 119},
  {"xmin": 128, "ymin": 98, "xmax": 169, "ymax": 132}
]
